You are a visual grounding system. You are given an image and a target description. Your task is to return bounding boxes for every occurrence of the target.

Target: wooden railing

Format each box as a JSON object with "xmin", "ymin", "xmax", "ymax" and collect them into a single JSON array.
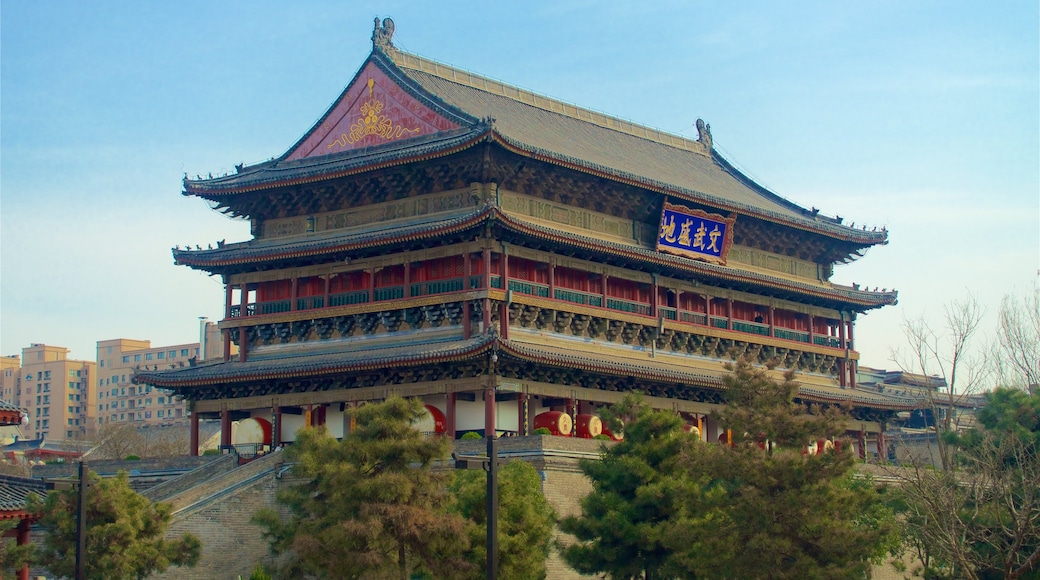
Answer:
[{"xmin": 226, "ymin": 274, "xmax": 846, "ymax": 351}]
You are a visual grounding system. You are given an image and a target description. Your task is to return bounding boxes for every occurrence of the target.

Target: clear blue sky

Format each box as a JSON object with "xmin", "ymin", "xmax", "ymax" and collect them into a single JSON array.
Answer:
[{"xmin": 2, "ymin": 1, "xmax": 1037, "ymax": 370}]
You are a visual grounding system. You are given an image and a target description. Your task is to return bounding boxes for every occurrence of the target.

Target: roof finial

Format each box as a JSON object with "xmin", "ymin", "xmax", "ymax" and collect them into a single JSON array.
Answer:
[
  {"xmin": 695, "ymin": 118, "xmax": 712, "ymax": 151},
  {"xmin": 372, "ymin": 17, "xmax": 395, "ymax": 51}
]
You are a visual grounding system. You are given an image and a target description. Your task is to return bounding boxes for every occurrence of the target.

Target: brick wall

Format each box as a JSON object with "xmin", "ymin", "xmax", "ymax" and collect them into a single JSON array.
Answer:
[
  {"xmin": 150, "ymin": 470, "xmax": 285, "ymax": 580},
  {"xmin": 141, "ymin": 454, "xmax": 236, "ymax": 502}
]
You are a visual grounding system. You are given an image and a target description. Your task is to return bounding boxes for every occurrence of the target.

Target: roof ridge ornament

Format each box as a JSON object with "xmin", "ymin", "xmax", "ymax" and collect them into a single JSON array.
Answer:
[
  {"xmin": 372, "ymin": 17, "xmax": 395, "ymax": 51},
  {"xmin": 695, "ymin": 118, "xmax": 712, "ymax": 152}
]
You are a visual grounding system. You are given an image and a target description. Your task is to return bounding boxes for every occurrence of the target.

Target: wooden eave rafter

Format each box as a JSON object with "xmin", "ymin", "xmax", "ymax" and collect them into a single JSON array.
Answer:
[
  {"xmin": 185, "ymin": 130, "xmax": 491, "ymax": 218},
  {"xmin": 172, "ymin": 205, "xmax": 894, "ymax": 310},
  {"xmin": 489, "ymin": 211, "xmax": 897, "ymax": 311},
  {"xmin": 172, "ymin": 206, "xmax": 492, "ymax": 272},
  {"xmin": 139, "ymin": 336, "xmax": 916, "ymax": 411},
  {"xmin": 136, "ymin": 336, "xmax": 497, "ymax": 389}
]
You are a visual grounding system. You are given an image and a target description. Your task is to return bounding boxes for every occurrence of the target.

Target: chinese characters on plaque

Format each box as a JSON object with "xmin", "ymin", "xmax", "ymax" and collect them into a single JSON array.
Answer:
[{"xmin": 656, "ymin": 202, "xmax": 736, "ymax": 265}]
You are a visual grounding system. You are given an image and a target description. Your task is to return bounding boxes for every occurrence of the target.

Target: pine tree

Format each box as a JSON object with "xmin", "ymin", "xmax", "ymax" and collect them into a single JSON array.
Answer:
[
  {"xmin": 669, "ymin": 359, "xmax": 898, "ymax": 579},
  {"xmin": 559, "ymin": 395, "xmax": 697, "ymax": 580},
  {"xmin": 559, "ymin": 361, "xmax": 897, "ymax": 580},
  {"xmin": 253, "ymin": 396, "xmax": 474, "ymax": 579},
  {"xmin": 29, "ymin": 470, "xmax": 200, "ymax": 580},
  {"xmin": 451, "ymin": 459, "xmax": 557, "ymax": 580}
]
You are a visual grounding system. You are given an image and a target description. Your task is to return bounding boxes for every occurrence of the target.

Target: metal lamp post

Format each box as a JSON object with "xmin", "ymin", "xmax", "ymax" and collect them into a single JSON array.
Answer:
[{"xmin": 454, "ymin": 435, "xmax": 502, "ymax": 580}]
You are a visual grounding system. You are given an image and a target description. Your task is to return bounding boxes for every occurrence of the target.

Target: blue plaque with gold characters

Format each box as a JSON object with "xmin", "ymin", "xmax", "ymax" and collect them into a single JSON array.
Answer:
[{"xmin": 656, "ymin": 202, "xmax": 736, "ymax": 265}]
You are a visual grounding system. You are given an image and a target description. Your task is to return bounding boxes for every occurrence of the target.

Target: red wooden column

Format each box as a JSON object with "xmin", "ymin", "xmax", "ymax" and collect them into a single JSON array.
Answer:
[
  {"xmin": 462, "ymin": 255, "xmax": 471, "ymax": 339},
  {"xmin": 239, "ymin": 283, "xmax": 250, "ymax": 362},
  {"xmin": 272, "ymin": 406, "xmax": 282, "ymax": 447},
  {"xmin": 838, "ymin": 315, "xmax": 849, "ymax": 387},
  {"xmin": 223, "ymin": 329, "xmax": 231, "ymax": 362},
  {"xmin": 483, "ymin": 249, "xmax": 492, "ymax": 334},
  {"xmin": 446, "ymin": 393, "xmax": 457, "ymax": 440},
  {"xmin": 323, "ymin": 274, "xmax": 331, "ymax": 309},
  {"xmin": 484, "ymin": 387, "xmax": 496, "ymax": 438},
  {"xmin": 848, "ymin": 318, "xmax": 857, "ymax": 388},
  {"xmin": 225, "ymin": 282, "xmax": 233, "ymax": 319},
  {"xmin": 650, "ymin": 274, "xmax": 658, "ymax": 318},
  {"xmin": 548, "ymin": 262, "xmax": 555, "ymax": 302},
  {"xmin": 601, "ymin": 275, "xmax": 609, "ymax": 308},
  {"xmin": 238, "ymin": 330, "xmax": 249, "ymax": 363},
  {"xmin": 877, "ymin": 429, "xmax": 886, "ymax": 463},
  {"xmin": 768, "ymin": 306, "xmax": 775, "ymax": 337},
  {"xmin": 368, "ymin": 268, "xmax": 376, "ymax": 303},
  {"xmin": 16, "ymin": 519, "xmax": 30, "ymax": 580},
  {"xmin": 220, "ymin": 409, "xmax": 231, "ymax": 448},
  {"xmin": 517, "ymin": 393, "xmax": 528, "ymax": 436},
  {"xmin": 223, "ymin": 282, "xmax": 234, "ymax": 361},
  {"xmin": 189, "ymin": 407, "xmax": 200, "ymax": 456},
  {"xmin": 566, "ymin": 398, "xmax": 577, "ymax": 434},
  {"xmin": 808, "ymin": 314, "xmax": 815, "ymax": 345},
  {"xmin": 704, "ymin": 295, "xmax": 711, "ymax": 326},
  {"xmin": 500, "ymin": 251, "xmax": 510, "ymax": 339},
  {"xmin": 290, "ymin": 277, "xmax": 298, "ymax": 311},
  {"xmin": 404, "ymin": 262, "xmax": 412, "ymax": 298},
  {"xmin": 241, "ymin": 283, "xmax": 250, "ymax": 315},
  {"xmin": 726, "ymin": 298, "xmax": 733, "ymax": 330}
]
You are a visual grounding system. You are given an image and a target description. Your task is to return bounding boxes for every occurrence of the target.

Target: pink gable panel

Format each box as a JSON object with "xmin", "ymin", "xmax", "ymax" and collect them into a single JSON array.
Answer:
[{"xmin": 285, "ymin": 63, "xmax": 461, "ymax": 161}]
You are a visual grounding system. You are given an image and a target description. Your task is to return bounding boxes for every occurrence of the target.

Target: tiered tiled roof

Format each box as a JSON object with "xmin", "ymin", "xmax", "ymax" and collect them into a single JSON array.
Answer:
[{"xmin": 182, "ymin": 37, "xmax": 885, "ymax": 248}]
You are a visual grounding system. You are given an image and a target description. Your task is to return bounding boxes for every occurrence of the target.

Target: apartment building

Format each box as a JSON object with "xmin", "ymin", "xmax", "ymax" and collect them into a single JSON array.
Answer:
[
  {"xmin": 95, "ymin": 323, "xmax": 223, "ymax": 427},
  {"xmin": 0, "ymin": 355, "xmax": 21, "ymax": 403},
  {"xmin": 8, "ymin": 345, "xmax": 96, "ymax": 440}
]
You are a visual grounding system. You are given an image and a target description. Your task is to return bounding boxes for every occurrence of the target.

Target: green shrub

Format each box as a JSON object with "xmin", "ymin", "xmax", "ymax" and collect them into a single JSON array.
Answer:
[
  {"xmin": 202, "ymin": 449, "xmax": 220, "ymax": 456},
  {"xmin": 460, "ymin": 431, "xmax": 483, "ymax": 440},
  {"xmin": 593, "ymin": 434, "xmax": 611, "ymax": 440},
  {"xmin": 123, "ymin": 455, "xmax": 141, "ymax": 461},
  {"xmin": 533, "ymin": 427, "xmax": 552, "ymax": 436}
]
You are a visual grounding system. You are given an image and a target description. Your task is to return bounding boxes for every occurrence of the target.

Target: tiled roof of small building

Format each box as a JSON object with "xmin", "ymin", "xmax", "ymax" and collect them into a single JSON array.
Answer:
[{"xmin": 0, "ymin": 474, "xmax": 46, "ymax": 515}]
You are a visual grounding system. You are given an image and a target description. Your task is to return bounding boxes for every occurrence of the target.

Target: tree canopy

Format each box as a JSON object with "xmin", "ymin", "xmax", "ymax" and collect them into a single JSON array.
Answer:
[
  {"xmin": 561, "ymin": 359, "xmax": 897, "ymax": 579},
  {"xmin": 451, "ymin": 458, "xmax": 556, "ymax": 580},
  {"xmin": 28, "ymin": 470, "xmax": 200, "ymax": 580},
  {"xmin": 899, "ymin": 388, "xmax": 1040, "ymax": 579},
  {"xmin": 253, "ymin": 396, "xmax": 473, "ymax": 580},
  {"xmin": 560, "ymin": 395, "xmax": 697, "ymax": 580}
]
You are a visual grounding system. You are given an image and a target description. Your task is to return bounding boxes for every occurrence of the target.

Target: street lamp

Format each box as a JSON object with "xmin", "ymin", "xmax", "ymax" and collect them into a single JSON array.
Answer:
[{"xmin": 454, "ymin": 436, "xmax": 503, "ymax": 580}]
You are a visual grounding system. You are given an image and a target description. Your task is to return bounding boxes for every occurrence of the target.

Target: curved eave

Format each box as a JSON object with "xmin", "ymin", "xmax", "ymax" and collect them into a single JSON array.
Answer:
[
  {"xmin": 494, "ymin": 211, "xmax": 897, "ymax": 311},
  {"xmin": 182, "ymin": 127, "xmax": 488, "ymax": 199},
  {"xmin": 134, "ymin": 336, "xmax": 497, "ymax": 390},
  {"xmin": 172, "ymin": 206, "xmax": 494, "ymax": 271},
  {"xmin": 488, "ymin": 131, "xmax": 887, "ymax": 248},
  {"xmin": 499, "ymin": 339, "xmax": 918, "ymax": 411},
  {"xmin": 498, "ymin": 339, "xmax": 723, "ymax": 388}
]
